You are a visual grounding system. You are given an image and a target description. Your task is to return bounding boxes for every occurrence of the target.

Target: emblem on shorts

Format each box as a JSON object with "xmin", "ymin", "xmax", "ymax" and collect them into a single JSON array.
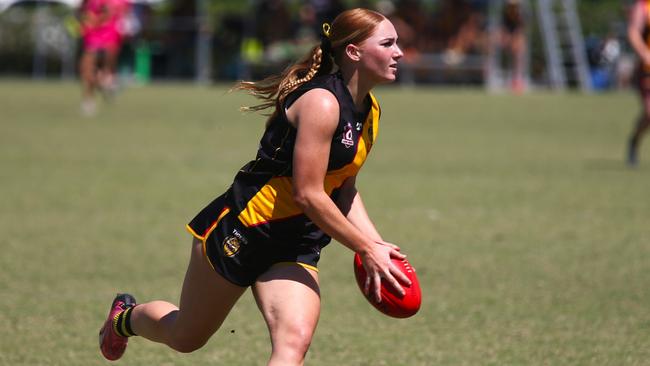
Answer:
[
  {"xmin": 356, "ymin": 122, "xmax": 362, "ymax": 131},
  {"xmin": 223, "ymin": 236, "xmax": 241, "ymax": 257},
  {"xmin": 341, "ymin": 122, "xmax": 354, "ymax": 148}
]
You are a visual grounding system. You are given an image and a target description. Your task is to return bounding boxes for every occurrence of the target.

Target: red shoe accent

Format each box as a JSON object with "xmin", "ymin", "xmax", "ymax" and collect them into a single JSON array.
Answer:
[{"xmin": 99, "ymin": 294, "xmax": 136, "ymax": 361}]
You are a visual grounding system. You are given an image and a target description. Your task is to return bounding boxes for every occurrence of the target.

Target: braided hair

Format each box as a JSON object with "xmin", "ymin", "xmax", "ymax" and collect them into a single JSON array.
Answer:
[
  {"xmin": 236, "ymin": 39, "xmax": 332, "ymax": 115},
  {"xmin": 235, "ymin": 8, "xmax": 385, "ymax": 119}
]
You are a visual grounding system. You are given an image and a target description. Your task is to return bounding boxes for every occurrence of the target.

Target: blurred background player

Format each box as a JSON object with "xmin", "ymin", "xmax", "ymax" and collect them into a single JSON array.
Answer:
[
  {"xmin": 78, "ymin": 0, "xmax": 129, "ymax": 116},
  {"xmin": 499, "ymin": 0, "xmax": 526, "ymax": 92},
  {"xmin": 438, "ymin": 0, "xmax": 485, "ymax": 66},
  {"xmin": 98, "ymin": 8, "xmax": 411, "ymax": 365},
  {"xmin": 626, "ymin": 0, "xmax": 650, "ymax": 166}
]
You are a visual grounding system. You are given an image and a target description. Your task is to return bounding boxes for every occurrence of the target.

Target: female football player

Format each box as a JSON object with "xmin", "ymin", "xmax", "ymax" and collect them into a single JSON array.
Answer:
[
  {"xmin": 627, "ymin": 0, "xmax": 650, "ymax": 166},
  {"xmin": 99, "ymin": 8, "xmax": 411, "ymax": 366}
]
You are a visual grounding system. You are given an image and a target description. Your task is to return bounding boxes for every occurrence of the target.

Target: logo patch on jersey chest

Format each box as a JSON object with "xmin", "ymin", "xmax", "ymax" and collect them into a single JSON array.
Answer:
[{"xmin": 341, "ymin": 122, "xmax": 355, "ymax": 148}]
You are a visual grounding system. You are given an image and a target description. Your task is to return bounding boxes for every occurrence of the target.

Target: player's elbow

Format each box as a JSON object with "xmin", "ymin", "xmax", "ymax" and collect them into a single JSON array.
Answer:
[{"xmin": 293, "ymin": 188, "xmax": 320, "ymax": 212}]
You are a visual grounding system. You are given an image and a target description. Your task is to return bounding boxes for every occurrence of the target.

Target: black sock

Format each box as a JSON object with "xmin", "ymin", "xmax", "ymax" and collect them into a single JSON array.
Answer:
[{"xmin": 113, "ymin": 306, "xmax": 137, "ymax": 337}]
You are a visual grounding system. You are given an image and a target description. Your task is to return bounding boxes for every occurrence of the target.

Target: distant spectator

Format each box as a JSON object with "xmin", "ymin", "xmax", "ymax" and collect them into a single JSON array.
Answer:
[
  {"xmin": 587, "ymin": 32, "xmax": 623, "ymax": 90},
  {"xmin": 213, "ymin": 13, "xmax": 246, "ymax": 80},
  {"xmin": 498, "ymin": 0, "xmax": 526, "ymax": 92},
  {"xmin": 78, "ymin": 0, "xmax": 129, "ymax": 115},
  {"xmin": 433, "ymin": 0, "xmax": 486, "ymax": 65},
  {"xmin": 164, "ymin": 0, "xmax": 197, "ymax": 78},
  {"xmin": 255, "ymin": 0, "xmax": 294, "ymax": 47},
  {"xmin": 390, "ymin": 0, "xmax": 430, "ymax": 60}
]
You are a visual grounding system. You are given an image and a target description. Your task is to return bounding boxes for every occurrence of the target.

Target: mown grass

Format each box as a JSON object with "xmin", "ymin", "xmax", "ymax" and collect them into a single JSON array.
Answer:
[{"xmin": 1, "ymin": 80, "xmax": 648, "ymax": 365}]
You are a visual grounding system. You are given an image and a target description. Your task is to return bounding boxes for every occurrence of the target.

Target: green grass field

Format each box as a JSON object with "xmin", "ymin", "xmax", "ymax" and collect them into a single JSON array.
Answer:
[{"xmin": 1, "ymin": 80, "xmax": 649, "ymax": 365}]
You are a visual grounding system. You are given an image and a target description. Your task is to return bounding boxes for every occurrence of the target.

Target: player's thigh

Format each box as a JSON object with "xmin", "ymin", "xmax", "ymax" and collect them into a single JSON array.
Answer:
[
  {"xmin": 174, "ymin": 239, "xmax": 247, "ymax": 340},
  {"xmin": 252, "ymin": 263, "xmax": 321, "ymax": 340},
  {"xmin": 103, "ymin": 46, "xmax": 120, "ymax": 69},
  {"xmin": 80, "ymin": 51, "xmax": 97, "ymax": 72}
]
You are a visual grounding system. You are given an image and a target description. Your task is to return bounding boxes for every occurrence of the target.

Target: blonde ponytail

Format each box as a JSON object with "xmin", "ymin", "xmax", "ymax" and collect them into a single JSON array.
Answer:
[
  {"xmin": 235, "ymin": 45, "xmax": 332, "ymax": 116},
  {"xmin": 278, "ymin": 47, "xmax": 323, "ymax": 100}
]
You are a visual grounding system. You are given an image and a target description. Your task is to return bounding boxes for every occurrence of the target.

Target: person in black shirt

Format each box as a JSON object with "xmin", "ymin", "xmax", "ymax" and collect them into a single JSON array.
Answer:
[
  {"xmin": 99, "ymin": 8, "xmax": 410, "ymax": 365},
  {"xmin": 500, "ymin": 0, "xmax": 526, "ymax": 92}
]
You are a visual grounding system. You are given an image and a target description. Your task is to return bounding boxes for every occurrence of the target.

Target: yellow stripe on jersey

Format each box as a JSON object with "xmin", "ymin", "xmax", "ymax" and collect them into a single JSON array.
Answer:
[
  {"xmin": 237, "ymin": 93, "xmax": 380, "ymax": 227},
  {"xmin": 369, "ymin": 93, "xmax": 380, "ymax": 143},
  {"xmin": 237, "ymin": 176, "xmax": 301, "ymax": 226}
]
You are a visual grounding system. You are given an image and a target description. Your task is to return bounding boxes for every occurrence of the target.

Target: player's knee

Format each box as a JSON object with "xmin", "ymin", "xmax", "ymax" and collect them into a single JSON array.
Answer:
[
  {"xmin": 271, "ymin": 346, "xmax": 309, "ymax": 365},
  {"xmin": 273, "ymin": 324, "xmax": 314, "ymax": 360}
]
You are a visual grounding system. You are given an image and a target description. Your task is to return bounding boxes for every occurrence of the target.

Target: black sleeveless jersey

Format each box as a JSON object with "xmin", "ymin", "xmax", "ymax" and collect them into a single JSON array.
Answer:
[{"xmin": 224, "ymin": 72, "xmax": 381, "ymax": 246}]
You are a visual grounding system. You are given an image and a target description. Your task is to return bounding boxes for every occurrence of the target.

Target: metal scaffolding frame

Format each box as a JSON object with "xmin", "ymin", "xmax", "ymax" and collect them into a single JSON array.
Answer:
[{"xmin": 486, "ymin": 0, "xmax": 592, "ymax": 92}]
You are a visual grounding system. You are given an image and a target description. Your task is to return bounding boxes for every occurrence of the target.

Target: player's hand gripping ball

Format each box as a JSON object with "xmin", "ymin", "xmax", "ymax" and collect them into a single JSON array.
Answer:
[{"xmin": 353, "ymin": 253, "xmax": 421, "ymax": 318}]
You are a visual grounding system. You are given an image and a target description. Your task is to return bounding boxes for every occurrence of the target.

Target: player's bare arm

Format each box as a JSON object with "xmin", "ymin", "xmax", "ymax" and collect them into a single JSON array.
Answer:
[
  {"xmin": 336, "ymin": 176, "xmax": 406, "ymax": 254},
  {"xmin": 288, "ymin": 89, "xmax": 408, "ymax": 302},
  {"xmin": 629, "ymin": 1, "xmax": 650, "ymax": 66}
]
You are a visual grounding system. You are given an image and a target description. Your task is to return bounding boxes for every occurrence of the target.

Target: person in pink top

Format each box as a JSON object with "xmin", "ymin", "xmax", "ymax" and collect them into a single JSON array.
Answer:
[{"xmin": 79, "ymin": 0, "xmax": 129, "ymax": 115}]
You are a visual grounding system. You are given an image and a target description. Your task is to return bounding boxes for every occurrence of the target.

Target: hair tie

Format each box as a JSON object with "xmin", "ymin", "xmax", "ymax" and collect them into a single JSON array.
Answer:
[
  {"xmin": 322, "ymin": 23, "xmax": 331, "ymax": 38},
  {"xmin": 320, "ymin": 22, "xmax": 332, "ymax": 54}
]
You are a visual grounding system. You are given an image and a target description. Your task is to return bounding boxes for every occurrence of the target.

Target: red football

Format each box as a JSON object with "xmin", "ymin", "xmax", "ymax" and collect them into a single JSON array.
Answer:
[{"xmin": 353, "ymin": 253, "xmax": 422, "ymax": 318}]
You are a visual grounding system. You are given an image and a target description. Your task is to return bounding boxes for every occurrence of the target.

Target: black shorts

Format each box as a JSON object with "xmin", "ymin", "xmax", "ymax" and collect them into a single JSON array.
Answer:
[{"xmin": 186, "ymin": 193, "xmax": 322, "ymax": 287}]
